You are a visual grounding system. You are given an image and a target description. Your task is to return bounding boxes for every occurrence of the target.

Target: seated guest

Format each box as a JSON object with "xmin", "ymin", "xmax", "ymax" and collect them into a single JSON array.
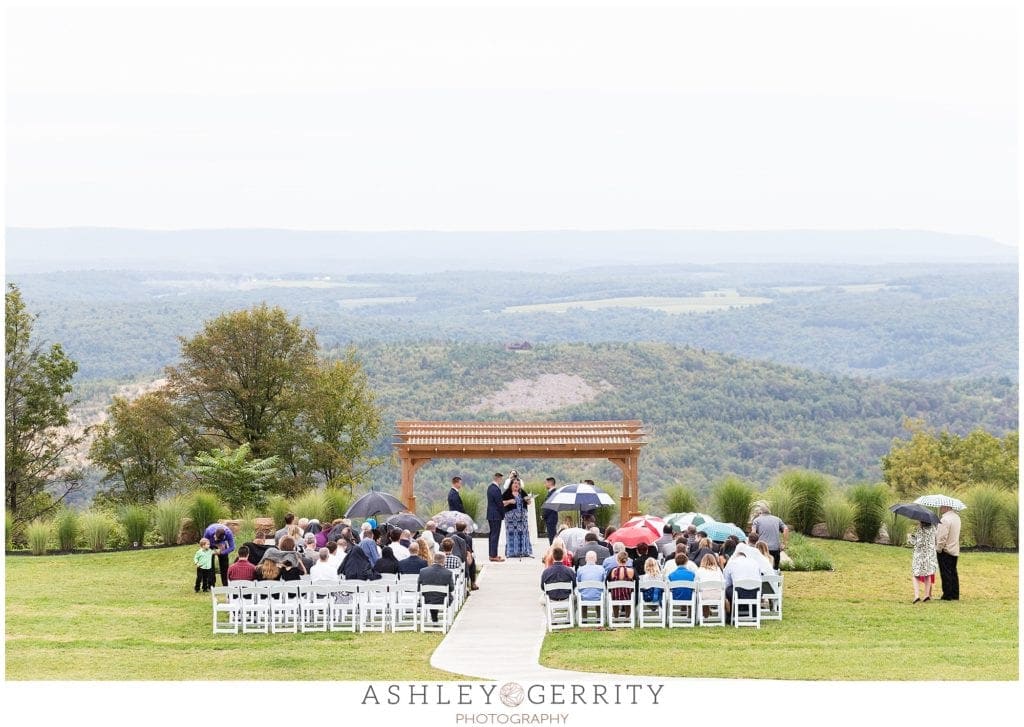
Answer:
[
  {"xmin": 398, "ymin": 541, "xmax": 429, "ymax": 575},
  {"xmin": 373, "ymin": 545, "xmax": 401, "ymax": 575},
  {"xmin": 577, "ymin": 551, "xmax": 605, "ymax": 619},
  {"xmin": 667, "ymin": 553, "xmax": 696, "ymax": 601},
  {"xmin": 418, "ymin": 553, "xmax": 454, "ymax": 622},
  {"xmin": 721, "ymin": 535, "xmax": 740, "ymax": 561},
  {"xmin": 279, "ymin": 556, "xmax": 304, "ymax": 581},
  {"xmin": 358, "ymin": 523, "xmax": 380, "ymax": 567},
  {"xmin": 696, "ymin": 553, "xmax": 725, "ymax": 606},
  {"xmin": 254, "ymin": 558, "xmax": 281, "ymax": 582},
  {"xmin": 602, "ymin": 542, "xmax": 633, "ymax": 574},
  {"xmin": 662, "ymin": 543, "xmax": 688, "ymax": 577},
  {"xmin": 441, "ymin": 538, "xmax": 462, "ymax": 571},
  {"xmin": 599, "ymin": 526, "xmax": 616, "ymax": 551},
  {"xmin": 309, "ymin": 548, "xmax": 338, "ymax": 581},
  {"xmin": 652, "ymin": 524, "xmax": 675, "ymax": 558},
  {"xmin": 421, "ymin": 522, "xmax": 439, "ymax": 556},
  {"xmin": 544, "ymin": 537, "xmax": 574, "ymax": 568},
  {"xmin": 691, "ymin": 537, "xmax": 716, "ymax": 568},
  {"xmin": 559, "ymin": 524, "xmax": 587, "ymax": 555},
  {"xmin": 633, "ymin": 542, "xmax": 655, "ymax": 579},
  {"xmin": 723, "ymin": 551, "xmax": 768, "ymax": 623},
  {"xmin": 453, "ymin": 522, "xmax": 478, "ymax": 591},
  {"xmin": 300, "ymin": 533, "xmax": 319, "ymax": 570},
  {"xmin": 688, "ymin": 529, "xmax": 707, "ymax": 559},
  {"xmin": 337, "ymin": 536, "xmax": 379, "ymax": 581},
  {"xmin": 415, "ymin": 536, "xmax": 434, "ymax": 563},
  {"xmin": 607, "ymin": 551, "xmax": 635, "ymax": 620},
  {"xmin": 389, "ymin": 529, "xmax": 410, "ymax": 561},
  {"xmin": 227, "ymin": 545, "xmax": 257, "ymax": 581},
  {"xmin": 447, "ymin": 528, "xmax": 468, "ymax": 563},
  {"xmin": 325, "ymin": 540, "xmax": 343, "ymax": 571},
  {"xmin": 540, "ymin": 547, "xmax": 576, "ymax": 601},
  {"xmin": 640, "ymin": 558, "xmax": 664, "ymax": 603},
  {"xmin": 573, "ymin": 531, "xmax": 611, "ymax": 569}
]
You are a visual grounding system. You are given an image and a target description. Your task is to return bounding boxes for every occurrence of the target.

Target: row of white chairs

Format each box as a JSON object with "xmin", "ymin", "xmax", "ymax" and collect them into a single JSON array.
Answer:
[
  {"xmin": 544, "ymin": 574, "xmax": 782, "ymax": 631},
  {"xmin": 212, "ymin": 569, "xmax": 470, "ymax": 635}
]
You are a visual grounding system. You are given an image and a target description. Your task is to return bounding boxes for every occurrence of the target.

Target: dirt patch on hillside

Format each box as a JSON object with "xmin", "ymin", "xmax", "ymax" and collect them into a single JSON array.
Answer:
[{"xmin": 468, "ymin": 374, "xmax": 613, "ymax": 414}]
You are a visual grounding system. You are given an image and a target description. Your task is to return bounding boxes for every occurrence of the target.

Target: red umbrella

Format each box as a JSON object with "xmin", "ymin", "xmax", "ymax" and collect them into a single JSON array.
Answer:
[
  {"xmin": 622, "ymin": 515, "xmax": 666, "ymax": 531},
  {"xmin": 607, "ymin": 523, "xmax": 661, "ymax": 547}
]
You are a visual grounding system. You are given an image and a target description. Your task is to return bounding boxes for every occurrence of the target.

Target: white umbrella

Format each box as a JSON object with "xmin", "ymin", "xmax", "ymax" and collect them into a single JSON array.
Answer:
[{"xmin": 913, "ymin": 494, "xmax": 967, "ymax": 511}]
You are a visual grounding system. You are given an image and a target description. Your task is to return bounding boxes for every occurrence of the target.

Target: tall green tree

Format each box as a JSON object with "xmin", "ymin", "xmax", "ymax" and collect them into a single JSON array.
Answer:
[
  {"xmin": 189, "ymin": 443, "xmax": 278, "ymax": 512},
  {"xmin": 5, "ymin": 284, "xmax": 83, "ymax": 523},
  {"xmin": 165, "ymin": 304, "xmax": 318, "ymax": 458},
  {"xmin": 88, "ymin": 391, "xmax": 187, "ymax": 505}
]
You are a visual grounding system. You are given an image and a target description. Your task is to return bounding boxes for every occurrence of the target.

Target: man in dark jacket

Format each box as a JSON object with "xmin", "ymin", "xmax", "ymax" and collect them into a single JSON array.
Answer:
[
  {"xmin": 486, "ymin": 472, "xmax": 506, "ymax": 561},
  {"xmin": 573, "ymin": 531, "xmax": 611, "ymax": 569},
  {"xmin": 337, "ymin": 537, "xmax": 380, "ymax": 581},
  {"xmin": 398, "ymin": 541, "xmax": 429, "ymax": 575},
  {"xmin": 543, "ymin": 477, "xmax": 560, "ymax": 544},
  {"xmin": 540, "ymin": 547, "xmax": 576, "ymax": 601},
  {"xmin": 448, "ymin": 476, "xmax": 466, "ymax": 513},
  {"xmin": 418, "ymin": 553, "xmax": 455, "ymax": 622},
  {"xmin": 453, "ymin": 521, "xmax": 478, "ymax": 591}
]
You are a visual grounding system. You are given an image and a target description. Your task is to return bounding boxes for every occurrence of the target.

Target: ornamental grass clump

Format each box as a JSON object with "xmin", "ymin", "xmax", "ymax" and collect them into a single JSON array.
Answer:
[
  {"xmin": 290, "ymin": 490, "xmax": 327, "ymax": 523},
  {"xmin": 55, "ymin": 509, "xmax": 80, "ymax": 551},
  {"xmin": 188, "ymin": 492, "xmax": 226, "ymax": 541},
  {"xmin": 763, "ymin": 485, "xmax": 799, "ymax": 528},
  {"xmin": 847, "ymin": 483, "xmax": 888, "ymax": 544},
  {"xmin": 1002, "ymin": 491, "xmax": 1018, "ymax": 549},
  {"xmin": 710, "ymin": 476, "xmax": 755, "ymax": 528},
  {"xmin": 80, "ymin": 511, "xmax": 114, "ymax": 552},
  {"xmin": 322, "ymin": 488, "xmax": 351, "ymax": 522},
  {"xmin": 458, "ymin": 489, "xmax": 484, "ymax": 521},
  {"xmin": 26, "ymin": 519, "xmax": 51, "ymax": 555},
  {"xmin": 119, "ymin": 505, "xmax": 151, "ymax": 548},
  {"xmin": 823, "ymin": 495, "xmax": 856, "ymax": 540},
  {"xmin": 267, "ymin": 495, "xmax": 290, "ymax": 529},
  {"xmin": 663, "ymin": 485, "xmax": 700, "ymax": 515},
  {"xmin": 154, "ymin": 496, "xmax": 188, "ymax": 546},
  {"xmin": 884, "ymin": 508, "xmax": 912, "ymax": 547},
  {"xmin": 965, "ymin": 484, "xmax": 1009, "ymax": 548},
  {"xmin": 778, "ymin": 470, "xmax": 830, "ymax": 535}
]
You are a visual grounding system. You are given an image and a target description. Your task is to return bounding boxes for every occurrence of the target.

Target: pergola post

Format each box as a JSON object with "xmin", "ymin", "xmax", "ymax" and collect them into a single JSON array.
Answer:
[
  {"xmin": 399, "ymin": 455, "xmax": 432, "ymax": 513},
  {"xmin": 609, "ymin": 455, "xmax": 641, "ymax": 523}
]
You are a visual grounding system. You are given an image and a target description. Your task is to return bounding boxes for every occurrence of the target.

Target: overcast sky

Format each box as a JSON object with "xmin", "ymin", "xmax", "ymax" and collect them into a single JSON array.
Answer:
[{"xmin": 5, "ymin": 1, "xmax": 1019, "ymax": 245}]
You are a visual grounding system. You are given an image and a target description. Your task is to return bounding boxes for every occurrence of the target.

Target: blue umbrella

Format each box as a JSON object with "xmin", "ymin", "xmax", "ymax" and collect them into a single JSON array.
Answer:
[{"xmin": 700, "ymin": 521, "xmax": 747, "ymax": 542}]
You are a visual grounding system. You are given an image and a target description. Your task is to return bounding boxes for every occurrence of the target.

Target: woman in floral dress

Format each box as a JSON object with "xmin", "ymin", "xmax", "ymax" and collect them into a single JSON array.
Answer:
[
  {"xmin": 907, "ymin": 521, "xmax": 938, "ymax": 603},
  {"xmin": 501, "ymin": 474, "xmax": 533, "ymax": 558}
]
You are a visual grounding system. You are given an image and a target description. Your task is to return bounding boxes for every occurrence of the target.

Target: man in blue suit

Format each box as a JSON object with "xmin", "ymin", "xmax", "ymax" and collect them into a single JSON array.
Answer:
[
  {"xmin": 448, "ymin": 476, "xmax": 466, "ymax": 513},
  {"xmin": 543, "ymin": 477, "xmax": 560, "ymax": 544},
  {"xmin": 486, "ymin": 472, "xmax": 506, "ymax": 561}
]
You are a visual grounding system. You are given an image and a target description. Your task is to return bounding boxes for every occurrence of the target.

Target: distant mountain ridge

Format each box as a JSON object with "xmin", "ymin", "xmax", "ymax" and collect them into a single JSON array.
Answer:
[{"xmin": 5, "ymin": 227, "xmax": 1016, "ymax": 273}]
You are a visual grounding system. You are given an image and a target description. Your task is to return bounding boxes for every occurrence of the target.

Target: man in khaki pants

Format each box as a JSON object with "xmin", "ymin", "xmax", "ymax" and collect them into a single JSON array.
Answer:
[{"xmin": 935, "ymin": 505, "xmax": 961, "ymax": 601}]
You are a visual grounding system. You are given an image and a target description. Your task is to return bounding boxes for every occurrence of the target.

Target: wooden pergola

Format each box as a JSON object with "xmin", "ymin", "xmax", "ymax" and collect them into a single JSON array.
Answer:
[{"xmin": 393, "ymin": 420, "xmax": 647, "ymax": 523}]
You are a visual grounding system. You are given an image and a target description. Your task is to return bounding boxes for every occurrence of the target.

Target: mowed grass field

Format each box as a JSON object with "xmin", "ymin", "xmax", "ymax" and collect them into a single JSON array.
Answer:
[
  {"xmin": 540, "ymin": 539, "xmax": 1019, "ymax": 680},
  {"xmin": 5, "ymin": 546, "xmax": 452, "ymax": 680}
]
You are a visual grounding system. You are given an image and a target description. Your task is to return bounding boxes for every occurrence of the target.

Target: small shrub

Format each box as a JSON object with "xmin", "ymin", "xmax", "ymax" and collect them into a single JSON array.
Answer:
[
  {"xmin": 290, "ymin": 489, "xmax": 327, "ymax": 523},
  {"xmin": 847, "ymin": 483, "xmax": 888, "ymax": 544},
  {"xmin": 119, "ymin": 505, "xmax": 151, "ymax": 548},
  {"xmin": 780, "ymin": 533, "xmax": 833, "ymax": 571},
  {"xmin": 763, "ymin": 485, "xmax": 799, "ymax": 527},
  {"xmin": 80, "ymin": 511, "xmax": 114, "ymax": 552},
  {"xmin": 965, "ymin": 485, "xmax": 1009, "ymax": 548},
  {"xmin": 778, "ymin": 470, "xmax": 831, "ymax": 535},
  {"xmin": 823, "ymin": 495, "xmax": 856, "ymax": 540},
  {"xmin": 663, "ymin": 485, "xmax": 700, "ymax": 514},
  {"xmin": 322, "ymin": 488, "xmax": 351, "ymax": 522},
  {"xmin": 267, "ymin": 495, "xmax": 290, "ymax": 527},
  {"xmin": 55, "ymin": 509, "xmax": 80, "ymax": 551},
  {"xmin": 154, "ymin": 496, "xmax": 188, "ymax": 546},
  {"xmin": 884, "ymin": 509, "xmax": 912, "ymax": 547},
  {"xmin": 1002, "ymin": 491, "xmax": 1018, "ymax": 549},
  {"xmin": 26, "ymin": 519, "xmax": 51, "ymax": 555},
  {"xmin": 710, "ymin": 476, "xmax": 755, "ymax": 528},
  {"xmin": 459, "ymin": 489, "xmax": 484, "ymax": 522},
  {"xmin": 188, "ymin": 492, "xmax": 226, "ymax": 542}
]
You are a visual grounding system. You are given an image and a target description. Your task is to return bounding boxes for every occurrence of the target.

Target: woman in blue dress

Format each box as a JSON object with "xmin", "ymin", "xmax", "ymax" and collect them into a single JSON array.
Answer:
[{"xmin": 501, "ymin": 472, "xmax": 533, "ymax": 558}]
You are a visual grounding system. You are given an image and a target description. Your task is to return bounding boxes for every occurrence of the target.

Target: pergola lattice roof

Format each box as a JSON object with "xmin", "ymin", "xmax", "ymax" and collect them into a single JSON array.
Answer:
[{"xmin": 394, "ymin": 420, "xmax": 646, "ymax": 449}]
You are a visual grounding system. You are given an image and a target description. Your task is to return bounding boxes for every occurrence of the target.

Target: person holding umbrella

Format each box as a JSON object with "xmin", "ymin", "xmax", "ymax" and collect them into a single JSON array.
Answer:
[
  {"xmin": 935, "ymin": 505, "xmax": 962, "ymax": 601},
  {"xmin": 908, "ymin": 519, "xmax": 938, "ymax": 603},
  {"xmin": 543, "ymin": 477, "xmax": 559, "ymax": 544}
]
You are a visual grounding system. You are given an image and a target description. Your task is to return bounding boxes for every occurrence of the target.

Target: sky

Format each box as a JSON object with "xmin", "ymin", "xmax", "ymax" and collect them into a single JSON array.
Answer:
[{"xmin": 4, "ymin": 1, "xmax": 1019, "ymax": 245}]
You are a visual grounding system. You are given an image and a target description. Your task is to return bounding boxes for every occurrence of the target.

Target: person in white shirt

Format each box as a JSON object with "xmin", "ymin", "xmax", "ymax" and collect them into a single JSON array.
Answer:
[
  {"xmin": 390, "ymin": 529, "xmax": 411, "ymax": 561},
  {"xmin": 734, "ymin": 532, "xmax": 773, "ymax": 572},
  {"xmin": 723, "ymin": 551, "xmax": 768, "ymax": 624},
  {"xmin": 325, "ymin": 540, "xmax": 345, "ymax": 572},
  {"xmin": 309, "ymin": 548, "xmax": 338, "ymax": 581}
]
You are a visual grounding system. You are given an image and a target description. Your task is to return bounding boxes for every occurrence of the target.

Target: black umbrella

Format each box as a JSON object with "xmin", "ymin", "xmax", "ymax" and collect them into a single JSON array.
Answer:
[
  {"xmin": 889, "ymin": 503, "xmax": 940, "ymax": 525},
  {"xmin": 386, "ymin": 512, "xmax": 426, "ymax": 532},
  {"xmin": 345, "ymin": 491, "xmax": 407, "ymax": 519}
]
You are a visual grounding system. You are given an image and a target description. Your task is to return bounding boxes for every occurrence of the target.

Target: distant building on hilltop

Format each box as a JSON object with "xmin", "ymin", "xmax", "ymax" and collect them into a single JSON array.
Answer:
[{"xmin": 505, "ymin": 341, "xmax": 533, "ymax": 351}]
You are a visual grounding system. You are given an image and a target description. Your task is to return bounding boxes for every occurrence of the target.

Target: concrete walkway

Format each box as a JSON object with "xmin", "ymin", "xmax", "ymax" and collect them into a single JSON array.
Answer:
[{"xmin": 429, "ymin": 535, "xmax": 661, "ymax": 682}]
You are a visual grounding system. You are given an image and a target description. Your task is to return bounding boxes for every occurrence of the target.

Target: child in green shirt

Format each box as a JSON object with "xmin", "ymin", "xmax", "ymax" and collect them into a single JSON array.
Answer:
[{"xmin": 193, "ymin": 538, "xmax": 215, "ymax": 592}]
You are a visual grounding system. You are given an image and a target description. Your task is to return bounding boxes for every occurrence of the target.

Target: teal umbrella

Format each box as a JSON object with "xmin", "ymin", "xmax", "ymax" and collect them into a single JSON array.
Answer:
[
  {"xmin": 665, "ymin": 512, "xmax": 716, "ymax": 532},
  {"xmin": 700, "ymin": 521, "xmax": 746, "ymax": 542}
]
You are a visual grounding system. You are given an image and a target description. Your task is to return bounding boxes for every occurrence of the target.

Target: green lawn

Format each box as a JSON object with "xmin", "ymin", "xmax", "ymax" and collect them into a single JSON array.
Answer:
[
  {"xmin": 540, "ymin": 539, "xmax": 1019, "ymax": 680},
  {"xmin": 5, "ymin": 546, "xmax": 452, "ymax": 680}
]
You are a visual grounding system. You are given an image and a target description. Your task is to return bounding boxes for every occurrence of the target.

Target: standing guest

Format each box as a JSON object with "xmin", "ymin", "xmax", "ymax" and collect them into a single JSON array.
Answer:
[
  {"xmin": 935, "ymin": 505, "xmax": 962, "ymax": 601},
  {"xmin": 453, "ymin": 522, "xmax": 478, "ymax": 590},
  {"xmin": 309, "ymin": 548, "xmax": 338, "ymax": 581},
  {"xmin": 486, "ymin": 472, "xmax": 506, "ymax": 562},
  {"xmin": 502, "ymin": 473, "xmax": 533, "ymax": 558},
  {"xmin": 418, "ymin": 553, "xmax": 454, "ymax": 623},
  {"xmin": 373, "ymin": 546, "xmax": 401, "ymax": 575},
  {"xmin": 193, "ymin": 538, "xmax": 215, "ymax": 593},
  {"xmin": 448, "ymin": 476, "xmax": 466, "ymax": 513},
  {"xmin": 908, "ymin": 520, "xmax": 938, "ymax": 603},
  {"xmin": 540, "ymin": 546, "xmax": 576, "ymax": 601},
  {"xmin": 576, "ymin": 550, "xmax": 605, "ymax": 619},
  {"xmin": 607, "ymin": 550, "xmax": 635, "ymax": 620},
  {"xmin": 203, "ymin": 524, "xmax": 235, "ymax": 587},
  {"xmin": 542, "ymin": 477, "xmax": 560, "ymax": 544},
  {"xmin": 751, "ymin": 505, "xmax": 789, "ymax": 571},
  {"xmin": 398, "ymin": 541, "xmax": 429, "ymax": 576},
  {"xmin": 227, "ymin": 545, "xmax": 257, "ymax": 582}
]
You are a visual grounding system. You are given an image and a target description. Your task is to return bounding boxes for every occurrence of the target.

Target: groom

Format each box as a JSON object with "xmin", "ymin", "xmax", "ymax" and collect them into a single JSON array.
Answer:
[{"xmin": 486, "ymin": 472, "xmax": 506, "ymax": 562}]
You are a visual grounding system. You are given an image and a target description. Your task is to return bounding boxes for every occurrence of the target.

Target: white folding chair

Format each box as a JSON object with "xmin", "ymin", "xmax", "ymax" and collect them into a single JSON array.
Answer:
[
  {"xmin": 359, "ymin": 582, "xmax": 390, "ymax": 632},
  {"xmin": 241, "ymin": 582, "xmax": 272, "ymax": 633},
  {"xmin": 732, "ymin": 577, "xmax": 762, "ymax": 628},
  {"xmin": 762, "ymin": 573, "xmax": 783, "ymax": 621},
  {"xmin": 328, "ymin": 582, "xmax": 360, "ymax": 632},
  {"xmin": 638, "ymin": 577, "xmax": 667, "ymax": 628},
  {"xmin": 270, "ymin": 582, "xmax": 301, "ymax": 633},
  {"xmin": 606, "ymin": 580, "xmax": 636, "ymax": 628},
  {"xmin": 697, "ymin": 577, "xmax": 726, "ymax": 627},
  {"xmin": 419, "ymin": 585, "xmax": 452, "ymax": 633},
  {"xmin": 544, "ymin": 582, "xmax": 575, "ymax": 632},
  {"xmin": 211, "ymin": 586, "xmax": 241, "ymax": 634},
  {"xmin": 391, "ymin": 581, "xmax": 421, "ymax": 632},
  {"xmin": 376, "ymin": 573, "xmax": 399, "ymax": 586},
  {"xmin": 667, "ymin": 578, "xmax": 697, "ymax": 628},
  {"xmin": 299, "ymin": 583, "xmax": 333, "ymax": 632},
  {"xmin": 575, "ymin": 581, "xmax": 606, "ymax": 627}
]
